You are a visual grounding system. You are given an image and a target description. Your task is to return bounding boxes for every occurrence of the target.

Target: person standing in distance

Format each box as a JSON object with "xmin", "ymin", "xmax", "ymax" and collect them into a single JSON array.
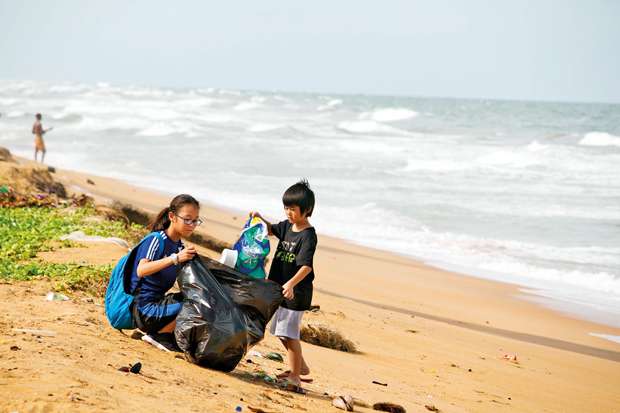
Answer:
[{"xmin": 32, "ymin": 113, "xmax": 52, "ymax": 163}]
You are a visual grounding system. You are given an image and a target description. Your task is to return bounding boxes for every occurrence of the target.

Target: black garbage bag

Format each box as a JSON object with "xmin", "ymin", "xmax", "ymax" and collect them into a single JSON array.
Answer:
[{"xmin": 174, "ymin": 255, "xmax": 282, "ymax": 372}]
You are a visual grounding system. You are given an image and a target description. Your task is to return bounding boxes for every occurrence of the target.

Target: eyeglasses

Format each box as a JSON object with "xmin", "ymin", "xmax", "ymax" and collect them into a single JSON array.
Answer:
[{"xmin": 174, "ymin": 214, "xmax": 203, "ymax": 227}]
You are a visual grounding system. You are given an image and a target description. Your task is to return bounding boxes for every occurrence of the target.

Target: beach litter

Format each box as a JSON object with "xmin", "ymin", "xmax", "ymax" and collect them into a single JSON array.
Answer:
[
  {"xmin": 60, "ymin": 230, "xmax": 130, "ymax": 250},
  {"xmin": 141, "ymin": 334, "xmax": 171, "ymax": 352},
  {"xmin": 118, "ymin": 362, "xmax": 141, "ymax": 374},
  {"xmin": 130, "ymin": 362, "xmax": 142, "ymax": 374},
  {"xmin": 332, "ymin": 395, "xmax": 354, "ymax": 411},
  {"xmin": 248, "ymin": 349, "xmax": 263, "ymax": 358},
  {"xmin": 252, "ymin": 370, "xmax": 277, "ymax": 384},
  {"xmin": 502, "ymin": 354, "xmax": 518, "ymax": 363},
  {"xmin": 46, "ymin": 291, "xmax": 69, "ymax": 301},
  {"xmin": 265, "ymin": 352, "xmax": 284, "ymax": 362},
  {"xmin": 13, "ymin": 328, "xmax": 56, "ymax": 337},
  {"xmin": 372, "ymin": 380, "xmax": 388, "ymax": 386},
  {"xmin": 373, "ymin": 402, "xmax": 406, "ymax": 413},
  {"xmin": 277, "ymin": 379, "xmax": 306, "ymax": 394},
  {"xmin": 424, "ymin": 405, "xmax": 439, "ymax": 412}
]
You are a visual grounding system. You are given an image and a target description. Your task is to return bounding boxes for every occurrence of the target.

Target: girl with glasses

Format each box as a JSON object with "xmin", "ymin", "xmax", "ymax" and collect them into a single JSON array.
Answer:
[{"xmin": 128, "ymin": 194, "xmax": 201, "ymax": 349}]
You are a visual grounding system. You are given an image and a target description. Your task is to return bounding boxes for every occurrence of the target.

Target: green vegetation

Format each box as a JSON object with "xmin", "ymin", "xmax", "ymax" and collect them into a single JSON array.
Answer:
[{"xmin": 0, "ymin": 205, "xmax": 145, "ymax": 295}]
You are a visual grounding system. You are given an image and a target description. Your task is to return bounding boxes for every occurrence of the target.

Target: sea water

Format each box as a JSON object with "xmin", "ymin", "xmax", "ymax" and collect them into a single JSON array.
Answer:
[{"xmin": 1, "ymin": 80, "xmax": 619, "ymax": 329}]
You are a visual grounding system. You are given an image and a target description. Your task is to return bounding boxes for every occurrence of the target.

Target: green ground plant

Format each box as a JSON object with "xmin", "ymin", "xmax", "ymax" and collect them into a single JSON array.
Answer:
[{"xmin": 0, "ymin": 205, "xmax": 145, "ymax": 295}]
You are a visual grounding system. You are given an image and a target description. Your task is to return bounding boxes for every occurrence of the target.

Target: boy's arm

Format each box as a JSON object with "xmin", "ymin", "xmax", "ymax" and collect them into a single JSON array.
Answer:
[{"xmin": 282, "ymin": 265, "xmax": 312, "ymax": 300}]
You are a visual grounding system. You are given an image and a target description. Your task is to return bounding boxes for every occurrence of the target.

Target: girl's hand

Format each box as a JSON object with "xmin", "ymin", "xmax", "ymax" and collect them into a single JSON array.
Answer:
[
  {"xmin": 178, "ymin": 245, "xmax": 196, "ymax": 263},
  {"xmin": 282, "ymin": 282, "xmax": 295, "ymax": 300}
]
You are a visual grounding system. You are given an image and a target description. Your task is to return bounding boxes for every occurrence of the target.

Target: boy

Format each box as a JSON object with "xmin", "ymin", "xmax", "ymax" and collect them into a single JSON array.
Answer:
[{"xmin": 251, "ymin": 180, "xmax": 317, "ymax": 391}]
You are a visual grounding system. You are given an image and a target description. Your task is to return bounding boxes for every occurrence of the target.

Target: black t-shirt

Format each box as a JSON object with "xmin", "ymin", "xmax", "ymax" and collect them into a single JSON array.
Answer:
[{"xmin": 268, "ymin": 220, "xmax": 317, "ymax": 311}]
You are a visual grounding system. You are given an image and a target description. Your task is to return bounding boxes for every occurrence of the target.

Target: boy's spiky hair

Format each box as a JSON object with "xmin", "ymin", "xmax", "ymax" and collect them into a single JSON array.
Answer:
[{"xmin": 282, "ymin": 179, "xmax": 315, "ymax": 217}]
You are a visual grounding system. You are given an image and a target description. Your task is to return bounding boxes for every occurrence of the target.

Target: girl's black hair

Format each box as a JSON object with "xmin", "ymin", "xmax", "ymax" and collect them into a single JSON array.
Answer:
[
  {"xmin": 149, "ymin": 194, "xmax": 200, "ymax": 231},
  {"xmin": 282, "ymin": 179, "xmax": 315, "ymax": 217}
]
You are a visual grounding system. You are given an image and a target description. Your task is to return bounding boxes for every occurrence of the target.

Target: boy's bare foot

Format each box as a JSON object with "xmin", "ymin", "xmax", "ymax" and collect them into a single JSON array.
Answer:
[{"xmin": 276, "ymin": 369, "xmax": 313, "ymax": 382}]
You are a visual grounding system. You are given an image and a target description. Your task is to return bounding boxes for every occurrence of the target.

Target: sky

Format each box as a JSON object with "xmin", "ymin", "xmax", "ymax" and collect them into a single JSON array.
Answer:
[{"xmin": 1, "ymin": 0, "xmax": 618, "ymax": 103}]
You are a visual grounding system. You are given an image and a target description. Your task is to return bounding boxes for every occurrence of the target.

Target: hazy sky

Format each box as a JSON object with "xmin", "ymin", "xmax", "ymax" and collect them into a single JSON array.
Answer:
[{"xmin": 1, "ymin": 0, "xmax": 618, "ymax": 102}]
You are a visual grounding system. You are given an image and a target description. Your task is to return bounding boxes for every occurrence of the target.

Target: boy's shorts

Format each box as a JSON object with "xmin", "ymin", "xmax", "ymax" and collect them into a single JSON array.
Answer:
[
  {"xmin": 269, "ymin": 306, "xmax": 304, "ymax": 339},
  {"xmin": 133, "ymin": 292, "xmax": 183, "ymax": 334}
]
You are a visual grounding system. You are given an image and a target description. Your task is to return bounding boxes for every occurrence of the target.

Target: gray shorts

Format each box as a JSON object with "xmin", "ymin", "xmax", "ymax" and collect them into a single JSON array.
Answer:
[{"xmin": 269, "ymin": 307, "xmax": 304, "ymax": 339}]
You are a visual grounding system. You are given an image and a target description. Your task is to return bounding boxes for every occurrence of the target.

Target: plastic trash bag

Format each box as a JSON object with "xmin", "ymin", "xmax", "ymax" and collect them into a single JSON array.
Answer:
[
  {"xmin": 175, "ymin": 255, "xmax": 282, "ymax": 372},
  {"xmin": 233, "ymin": 216, "xmax": 270, "ymax": 279}
]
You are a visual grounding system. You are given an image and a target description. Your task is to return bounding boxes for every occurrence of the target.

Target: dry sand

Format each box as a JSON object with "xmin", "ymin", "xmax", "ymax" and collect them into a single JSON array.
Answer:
[{"xmin": 1, "ymin": 160, "xmax": 619, "ymax": 412}]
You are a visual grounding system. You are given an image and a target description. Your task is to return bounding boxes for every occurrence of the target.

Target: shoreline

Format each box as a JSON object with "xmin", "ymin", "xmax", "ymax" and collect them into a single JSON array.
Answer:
[
  {"xmin": 22, "ymin": 152, "xmax": 619, "ymax": 332},
  {"xmin": 3, "ymin": 153, "xmax": 620, "ymax": 412},
  {"xmin": 33, "ymin": 157, "xmax": 620, "ymax": 347}
]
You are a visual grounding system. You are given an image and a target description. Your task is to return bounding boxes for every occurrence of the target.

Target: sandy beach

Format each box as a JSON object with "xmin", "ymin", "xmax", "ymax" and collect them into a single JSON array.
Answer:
[{"xmin": 1, "ymin": 156, "xmax": 620, "ymax": 413}]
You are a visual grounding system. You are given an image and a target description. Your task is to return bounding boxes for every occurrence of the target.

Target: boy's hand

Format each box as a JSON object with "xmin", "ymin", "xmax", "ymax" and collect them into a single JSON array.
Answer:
[
  {"xmin": 178, "ymin": 245, "xmax": 196, "ymax": 263},
  {"xmin": 249, "ymin": 211, "xmax": 262, "ymax": 220},
  {"xmin": 282, "ymin": 282, "xmax": 295, "ymax": 300}
]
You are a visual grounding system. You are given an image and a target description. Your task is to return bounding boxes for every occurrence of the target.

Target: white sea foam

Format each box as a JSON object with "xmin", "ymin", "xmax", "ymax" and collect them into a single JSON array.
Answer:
[
  {"xmin": 403, "ymin": 159, "xmax": 469, "ymax": 172},
  {"xmin": 337, "ymin": 120, "xmax": 409, "ymax": 135},
  {"xmin": 317, "ymin": 99, "xmax": 343, "ymax": 111},
  {"xmin": 0, "ymin": 98, "xmax": 18, "ymax": 106},
  {"xmin": 137, "ymin": 124, "xmax": 177, "ymax": 137},
  {"xmin": 234, "ymin": 101, "xmax": 260, "ymax": 111},
  {"xmin": 589, "ymin": 333, "xmax": 620, "ymax": 344},
  {"xmin": 360, "ymin": 107, "xmax": 418, "ymax": 122},
  {"xmin": 579, "ymin": 132, "xmax": 620, "ymax": 147},
  {"xmin": 475, "ymin": 150, "xmax": 540, "ymax": 168},
  {"xmin": 247, "ymin": 123, "xmax": 285, "ymax": 132},
  {"xmin": 51, "ymin": 113, "xmax": 83, "ymax": 122},
  {"xmin": 48, "ymin": 84, "xmax": 89, "ymax": 93},
  {"xmin": 7, "ymin": 110, "xmax": 25, "ymax": 118},
  {"xmin": 526, "ymin": 140, "xmax": 548, "ymax": 152}
]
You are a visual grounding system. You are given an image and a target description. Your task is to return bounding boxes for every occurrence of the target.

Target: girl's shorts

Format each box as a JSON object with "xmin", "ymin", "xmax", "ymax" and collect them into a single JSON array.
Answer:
[{"xmin": 133, "ymin": 292, "xmax": 183, "ymax": 334}]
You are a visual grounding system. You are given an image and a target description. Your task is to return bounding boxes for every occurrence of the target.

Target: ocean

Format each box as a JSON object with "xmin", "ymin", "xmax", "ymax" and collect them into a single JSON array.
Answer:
[{"xmin": 1, "ymin": 80, "xmax": 619, "ymax": 328}]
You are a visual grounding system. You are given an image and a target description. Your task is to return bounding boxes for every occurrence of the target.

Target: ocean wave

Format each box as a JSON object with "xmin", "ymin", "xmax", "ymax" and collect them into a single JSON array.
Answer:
[
  {"xmin": 6, "ymin": 110, "xmax": 25, "ymax": 118},
  {"xmin": 475, "ymin": 150, "xmax": 541, "ymax": 168},
  {"xmin": 120, "ymin": 86, "xmax": 176, "ymax": 98},
  {"xmin": 526, "ymin": 140, "xmax": 548, "ymax": 152},
  {"xmin": 589, "ymin": 333, "xmax": 620, "ymax": 344},
  {"xmin": 317, "ymin": 99, "xmax": 343, "ymax": 111},
  {"xmin": 48, "ymin": 84, "xmax": 90, "ymax": 94},
  {"xmin": 0, "ymin": 98, "xmax": 18, "ymax": 106},
  {"xmin": 198, "ymin": 113, "xmax": 233, "ymax": 123},
  {"xmin": 579, "ymin": 132, "xmax": 620, "ymax": 148},
  {"xmin": 247, "ymin": 123, "xmax": 285, "ymax": 132},
  {"xmin": 480, "ymin": 260, "xmax": 620, "ymax": 295},
  {"xmin": 337, "ymin": 120, "xmax": 409, "ymax": 135},
  {"xmin": 403, "ymin": 159, "xmax": 469, "ymax": 172},
  {"xmin": 137, "ymin": 124, "xmax": 177, "ymax": 137},
  {"xmin": 234, "ymin": 101, "xmax": 260, "ymax": 111},
  {"xmin": 51, "ymin": 113, "xmax": 83, "ymax": 122},
  {"xmin": 218, "ymin": 89, "xmax": 242, "ymax": 96},
  {"xmin": 360, "ymin": 107, "xmax": 418, "ymax": 122}
]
